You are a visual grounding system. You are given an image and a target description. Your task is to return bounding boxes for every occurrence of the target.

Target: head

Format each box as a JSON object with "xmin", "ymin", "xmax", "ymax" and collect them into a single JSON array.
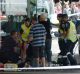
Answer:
[
  {"xmin": 65, "ymin": 3, "xmax": 70, "ymax": 8},
  {"xmin": 78, "ymin": 3, "xmax": 80, "ymax": 8},
  {"xmin": 8, "ymin": 15, "xmax": 14, "ymax": 22},
  {"xmin": 62, "ymin": 14, "xmax": 68, "ymax": 23},
  {"xmin": 38, "ymin": 14, "xmax": 46, "ymax": 22},
  {"xmin": 57, "ymin": 14, "xmax": 63, "ymax": 22},
  {"xmin": 24, "ymin": 18, "xmax": 30, "ymax": 27},
  {"xmin": 71, "ymin": 2, "xmax": 77, "ymax": 8},
  {"xmin": 56, "ymin": 3, "xmax": 61, "ymax": 9},
  {"xmin": 31, "ymin": 16, "xmax": 37, "ymax": 25}
]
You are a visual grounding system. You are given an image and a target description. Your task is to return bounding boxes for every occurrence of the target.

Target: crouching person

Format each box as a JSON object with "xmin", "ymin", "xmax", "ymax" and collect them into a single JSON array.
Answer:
[
  {"xmin": 1, "ymin": 31, "xmax": 20, "ymax": 63},
  {"xmin": 58, "ymin": 14, "xmax": 77, "ymax": 66}
]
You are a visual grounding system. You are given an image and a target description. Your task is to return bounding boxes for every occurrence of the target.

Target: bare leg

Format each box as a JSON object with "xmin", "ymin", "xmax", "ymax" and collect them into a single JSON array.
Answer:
[{"xmin": 41, "ymin": 57, "xmax": 46, "ymax": 67}]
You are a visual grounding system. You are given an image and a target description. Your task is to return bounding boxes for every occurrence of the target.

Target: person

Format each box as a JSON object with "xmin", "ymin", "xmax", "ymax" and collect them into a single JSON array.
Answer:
[
  {"xmin": 63, "ymin": 2, "xmax": 71, "ymax": 15},
  {"xmin": 70, "ymin": 2, "xmax": 79, "ymax": 25},
  {"xmin": 38, "ymin": 14, "xmax": 52, "ymax": 66},
  {"xmin": 29, "ymin": 16, "xmax": 46, "ymax": 67},
  {"xmin": 77, "ymin": 3, "xmax": 80, "ymax": 19},
  {"xmin": 1, "ymin": 31, "xmax": 19, "ymax": 63},
  {"xmin": 76, "ymin": 21, "xmax": 80, "ymax": 54},
  {"xmin": 55, "ymin": 2, "xmax": 62, "ymax": 14},
  {"xmin": 58, "ymin": 14, "xmax": 78, "ymax": 65},
  {"xmin": 57, "ymin": 14, "xmax": 68, "ymax": 66},
  {"xmin": 1, "ymin": 15, "xmax": 16, "ymax": 33},
  {"xmin": 20, "ymin": 17, "xmax": 31, "ymax": 62}
]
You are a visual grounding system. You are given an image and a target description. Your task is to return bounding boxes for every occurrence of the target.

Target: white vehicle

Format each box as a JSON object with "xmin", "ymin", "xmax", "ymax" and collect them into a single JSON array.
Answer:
[{"xmin": 32, "ymin": 7, "xmax": 48, "ymax": 16}]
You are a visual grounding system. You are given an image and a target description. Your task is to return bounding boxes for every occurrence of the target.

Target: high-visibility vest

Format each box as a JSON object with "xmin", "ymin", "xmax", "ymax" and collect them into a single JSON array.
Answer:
[
  {"xmin": 21, "ymin": 23, "xmax": 31, "ymax": 42},
  {"xmin": 59, "ymin": 21, "xmax": 77, "ymax": 42}
]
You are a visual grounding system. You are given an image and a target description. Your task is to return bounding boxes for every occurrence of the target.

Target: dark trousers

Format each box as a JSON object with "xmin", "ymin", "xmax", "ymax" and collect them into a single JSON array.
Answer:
[
  {"xmin": 58, "ymin": 39, "xmax": 77, "ymax": 65},
  {"xmin": 45, "ymin": 39, "xmax": 52, "ymax": 62},
  {"xmin": 0, "ymin": 50, "xmax": 19, "ymax": 63}
]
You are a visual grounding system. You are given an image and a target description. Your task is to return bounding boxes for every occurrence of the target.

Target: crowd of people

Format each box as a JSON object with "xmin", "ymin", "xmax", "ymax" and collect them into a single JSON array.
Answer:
[
  {"xmin": 54, "ymin": 1, "xmax": 80, "ymax": 19},
  {"xmin": 1, "ymin": 12, "xmax": 79, "ymax": 67},
  {"xmin": 0, "ymin": 1, "xmax": 80, "ymax": 68},
  {"xmin": 1, "ymin": 14, "xmax": 52, "ymax": 67}
]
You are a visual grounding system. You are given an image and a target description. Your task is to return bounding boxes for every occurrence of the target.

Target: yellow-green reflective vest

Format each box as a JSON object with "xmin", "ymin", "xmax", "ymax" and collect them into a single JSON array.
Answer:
[
  {"xmin": 21, "ymin": 23, "xmax": 31, "ymax": 41},
  {"xmin": 59, "ymin": 21, "xmax": 77, "ymax": 42}
]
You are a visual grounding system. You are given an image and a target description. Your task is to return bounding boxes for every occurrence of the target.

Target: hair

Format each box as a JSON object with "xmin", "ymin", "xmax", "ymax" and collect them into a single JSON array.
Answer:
[
  {"xmin": 8, "ymin": 15, "xmax": 14, "ymax": 21},
  {"xmin": 38, "ymin": 15, "xmax": 40, "ymax": 21},
  {"xmin": 57, "ymin": 14, "xmax": 63, "ymax": 18},
  {"xmin": 24, "ymin": 17, "xmax": 30, "ymax": 22},
  {"xmin": 31, "ymin": 16, "xmax": 37, "ymax": 21},
  {"xmin": 62, "ymin": 14, "xmax": 68, "ymax": 18}
]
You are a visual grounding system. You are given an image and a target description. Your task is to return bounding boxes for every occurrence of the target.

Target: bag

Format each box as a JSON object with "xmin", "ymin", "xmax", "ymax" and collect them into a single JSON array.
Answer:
[
  {"xmin": 0, "ymin": 63, "xmax": 4, "ymax": 71},
  {"xmin": 0, "ymin": 63, "xmax": 4, "ymax": 68},
  {"xmin": 4, "ymin": 63, "xmax": 18, "ymax": 71}
]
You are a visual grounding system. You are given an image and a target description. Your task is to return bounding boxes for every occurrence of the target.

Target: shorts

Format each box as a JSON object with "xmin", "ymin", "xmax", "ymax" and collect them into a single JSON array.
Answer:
[{"xmin": 32, "ymin": 46, "xmax": 45, "ymax": 58}]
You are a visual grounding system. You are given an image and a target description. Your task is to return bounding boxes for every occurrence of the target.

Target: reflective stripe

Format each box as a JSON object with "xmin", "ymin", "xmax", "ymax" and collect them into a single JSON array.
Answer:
[
  {"xmin": 62, "ymin": 56, "xmax": 67, "ymax": 58},
  {"xmin": 58, "ymin": 55, "xmax": 67, "ymax": 58},
  {"xmin": 67, "ymin": 52, "xmax": 71, "ymax": 55}
]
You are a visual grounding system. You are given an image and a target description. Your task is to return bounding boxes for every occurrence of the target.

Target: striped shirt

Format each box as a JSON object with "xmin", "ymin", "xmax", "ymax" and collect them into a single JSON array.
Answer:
[{"xmin": 29, "ymin": 23, "xmax": 46, "ymax": 46}]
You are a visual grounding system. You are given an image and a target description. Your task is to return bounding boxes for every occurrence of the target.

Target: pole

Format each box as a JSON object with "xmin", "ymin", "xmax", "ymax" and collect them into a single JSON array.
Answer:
[
  {"xmin": 36, "ymin": 0, "xmax": 37, "ymax": 16},
  {"xmin": 62, "ymin": 0, "xmax": 64, "ymax": 14},
  {"xmin": 27, "ymin": 0, "xmax": 30, "ymax": 18},
  {"xmin": 1, "ymin": 0, "xmax": 2, "ymax": 12}
]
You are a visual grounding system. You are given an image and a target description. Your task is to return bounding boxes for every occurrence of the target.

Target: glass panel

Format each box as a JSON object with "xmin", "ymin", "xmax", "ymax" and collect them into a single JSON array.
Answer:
[{"xmin": 0, "ymin": 0, "xmax": 80, "ymax": 72}]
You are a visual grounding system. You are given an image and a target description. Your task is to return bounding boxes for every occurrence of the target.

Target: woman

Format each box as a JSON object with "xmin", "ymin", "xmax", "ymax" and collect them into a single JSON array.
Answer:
[{"xmin": 20, "ymin": 17, "xmax": 31, "ymax": 62}]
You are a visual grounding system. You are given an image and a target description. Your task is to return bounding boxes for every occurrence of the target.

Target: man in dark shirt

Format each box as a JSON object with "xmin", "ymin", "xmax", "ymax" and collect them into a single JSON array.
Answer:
[
  {"xmin": 38, "ymin": 14, "xmax": 52, "ymax": 66},
  {"xmin": 1, "ymin": 31, "xmax": 19, "ymax": 63},
  {"xmin": 1, "ymin": 15, "xmax": 16, "ymax": 33}
]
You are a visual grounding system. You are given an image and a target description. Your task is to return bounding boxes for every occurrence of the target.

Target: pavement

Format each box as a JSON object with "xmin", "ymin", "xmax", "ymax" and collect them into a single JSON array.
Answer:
[
  {"xmin": 1, "ymin": 68, "xmax": 80, "ymax": 74},
  {"xmin": 0, "ymin": 27, "xmax": 80, "ymax": 74}
]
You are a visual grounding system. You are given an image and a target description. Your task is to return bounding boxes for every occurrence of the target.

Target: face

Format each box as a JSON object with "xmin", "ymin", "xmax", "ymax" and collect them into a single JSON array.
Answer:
[
  {"xmin": 65, "ymin": 4, "xmax": 69, "ymax": 8},
  {"xmin": 40, "ymin": 15, "xmax": 45, "ymax": 22},
  {"xmin": 31, "ymin": 19, "xmax": 36, "ymax": 25},
  {"xmin": 57, "ymin": 16, "xmax": 62, "ymax": 22},
  {"xmin": 62, "ymin": 17, "xmax": 68, "ymax": 23},
  {"xmin": 57, "ymin": 14, "xmax": 62, "ymax": 23},
  {"xmin": 25, "ymin": 21, "xmax": 30, "ymax": 27},
  {"xmin": 71, "ymin": 3, "xmax": 76, "ymax": 8}
]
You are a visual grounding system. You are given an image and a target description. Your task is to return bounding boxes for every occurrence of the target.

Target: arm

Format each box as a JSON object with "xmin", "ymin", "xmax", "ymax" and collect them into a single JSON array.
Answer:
[
  {"xmin": 28, "ymin": 27, "xmax": 34, "ymax": 43},
  {"xmin": 63, "ymin": 30, "xmax": 69, "ymax": 38},
  {"xmin": 28, "ymin": 35, "xmax": 33, "ymax": 42}
]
